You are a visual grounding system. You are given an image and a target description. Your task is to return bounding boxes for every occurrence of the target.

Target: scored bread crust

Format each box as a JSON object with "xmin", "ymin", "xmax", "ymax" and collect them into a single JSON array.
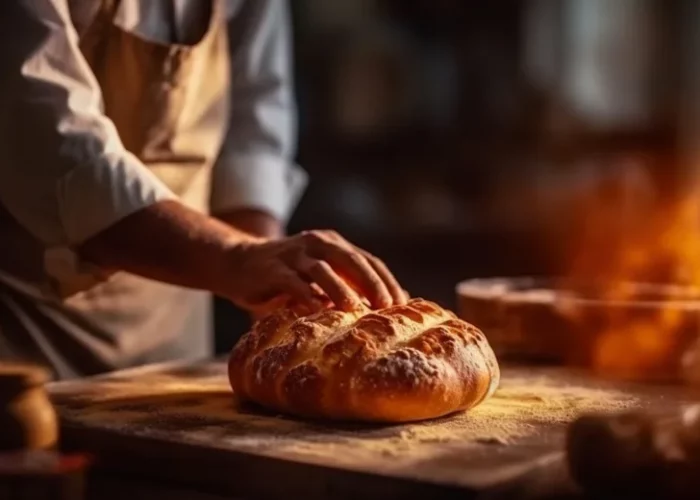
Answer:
[{"xmin": 228, "ymin": 298, "xmax": 500, "ymax": 423}]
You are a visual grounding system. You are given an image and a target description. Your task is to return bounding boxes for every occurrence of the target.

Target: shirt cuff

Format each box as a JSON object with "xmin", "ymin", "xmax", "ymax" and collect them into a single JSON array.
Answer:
[
  {"xmin": 210, "ymin": 153, "xmax": 308, "ymax": 224},
  {"xmin": 57, "ymin": 150, "xmax": 177, "ymax": 244},
  {"xmin": 44, "ymin": 151, "xmax": 177, "ymax": 299}
]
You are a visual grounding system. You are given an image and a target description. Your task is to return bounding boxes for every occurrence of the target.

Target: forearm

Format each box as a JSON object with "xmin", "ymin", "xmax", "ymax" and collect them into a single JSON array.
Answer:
[
  {"xmin": 78, "ymin": 200, "xmax": 260, "ymax": 297},
  {"xmin": 80, "ymin": 201, "xmax": 407, "ymax": 313},
  {"xmin": 214, "ymin": 208, "xmax": 284, "ymax": 239}
]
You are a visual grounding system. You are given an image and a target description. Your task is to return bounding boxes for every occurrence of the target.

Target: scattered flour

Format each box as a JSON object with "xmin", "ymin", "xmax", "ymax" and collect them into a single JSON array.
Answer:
[{"xmin": 51, "ymin": 365, "xmax": 641, "ymax": 467}]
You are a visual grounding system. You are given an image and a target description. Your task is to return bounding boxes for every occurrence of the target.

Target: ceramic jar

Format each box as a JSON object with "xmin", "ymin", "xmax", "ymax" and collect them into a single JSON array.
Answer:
[{"xmin": 0, "ymin": 364, "xmax": 58, "ymax": 451}]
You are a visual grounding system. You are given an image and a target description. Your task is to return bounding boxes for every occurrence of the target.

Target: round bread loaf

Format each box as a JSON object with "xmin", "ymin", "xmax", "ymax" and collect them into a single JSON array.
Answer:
[{"xmin": 228, "ymin": 298, "xmax": 500, "ymax": 422}]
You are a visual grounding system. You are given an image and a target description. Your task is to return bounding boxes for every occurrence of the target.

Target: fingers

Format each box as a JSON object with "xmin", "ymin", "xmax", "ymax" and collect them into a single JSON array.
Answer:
[
  {"xmin": 298, "ymin": 230, "xmax": 402, "ymax": 309},
  {"xmin": 271, "ymin": 266, "xmax": 318, "ymax": 308},
  {"xmin": 358, "ymin": 249, "xmax": 407, "ymax": 305},
  {"xmin": 294, "ymin": 256, "xmax": 362, "ymax": 311},
  {"xmin": 235, "ymin": 230, "xmax": 407, "ymax": 316},
  {"xmin": 320, "ymin": 246, "xmax": 392, "ymax": 309}
]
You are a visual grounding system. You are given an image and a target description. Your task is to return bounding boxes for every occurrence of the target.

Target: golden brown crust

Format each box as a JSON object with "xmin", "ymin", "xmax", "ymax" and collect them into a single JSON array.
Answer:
[{"xmin": 228, "ymin": 298, "xmax": 500, "ymax": 422}]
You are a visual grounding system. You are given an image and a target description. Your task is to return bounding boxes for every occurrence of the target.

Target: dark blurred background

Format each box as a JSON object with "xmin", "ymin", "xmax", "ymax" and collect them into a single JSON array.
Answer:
[{"xmin": 215, "ymin": 0, "xmax": 700, "ymax": 353}]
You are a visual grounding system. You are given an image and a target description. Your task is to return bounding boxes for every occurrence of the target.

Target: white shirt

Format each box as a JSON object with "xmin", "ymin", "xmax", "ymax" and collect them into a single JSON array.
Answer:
[{"xmin": 0, "ymin": 0, "xmax": 306, "ymax": 255}]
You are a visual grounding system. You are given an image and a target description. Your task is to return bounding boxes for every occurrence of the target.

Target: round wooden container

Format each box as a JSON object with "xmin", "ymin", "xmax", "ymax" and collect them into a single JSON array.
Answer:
[
  {"xmin": 456, "ymin": 277, "xmax": 700, "ymax": 381},
  {"xmin": 0, "ymin": 364, "xmax": 58, "ymax": 452}
]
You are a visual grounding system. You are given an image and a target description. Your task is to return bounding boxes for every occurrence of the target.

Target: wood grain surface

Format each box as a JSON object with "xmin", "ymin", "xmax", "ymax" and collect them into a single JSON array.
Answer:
[{"xmin": 48, "ymin": 361, "xmax": 700, "ymax": 500}]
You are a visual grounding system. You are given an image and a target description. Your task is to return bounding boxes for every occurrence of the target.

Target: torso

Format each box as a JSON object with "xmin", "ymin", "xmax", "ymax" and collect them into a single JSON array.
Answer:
[{"xmin": 0, "ymin": 0, "xmax": 232, "ymax": 379}]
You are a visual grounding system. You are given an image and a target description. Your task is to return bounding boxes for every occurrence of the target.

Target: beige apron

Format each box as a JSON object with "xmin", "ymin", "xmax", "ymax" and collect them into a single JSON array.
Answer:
[{"xmin": 0, "ymin": 0, "xmax": 231, "ymax": 379}]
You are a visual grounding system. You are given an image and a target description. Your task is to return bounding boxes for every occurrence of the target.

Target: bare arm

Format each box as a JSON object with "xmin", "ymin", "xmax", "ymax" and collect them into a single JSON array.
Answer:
[
  {"xmin": 0, "ymin": 1, "xmax": 404, "ymax": 312},
  {"xmin": 78, "ymin": 200, "xmax": 258, "ymax": 299},
  {"xmin": 215, "ymin": 208, "xmax": 284, "ymax": 239},
  {"xmin": 79, "ymin": 200, "xmax": 407, "ymax": 312}
]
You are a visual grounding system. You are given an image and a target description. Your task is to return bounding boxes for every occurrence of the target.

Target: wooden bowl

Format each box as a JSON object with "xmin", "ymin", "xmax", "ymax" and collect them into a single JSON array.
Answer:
[{"xmin": 456, "ymin": 277, "xmax": 700, "ymax": 381}]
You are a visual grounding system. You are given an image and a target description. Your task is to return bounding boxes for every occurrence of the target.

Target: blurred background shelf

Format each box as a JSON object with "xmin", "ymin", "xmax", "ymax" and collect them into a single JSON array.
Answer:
[{"xmin": 214, "ymin": 0, "xmax": 700, "ymax": 353}]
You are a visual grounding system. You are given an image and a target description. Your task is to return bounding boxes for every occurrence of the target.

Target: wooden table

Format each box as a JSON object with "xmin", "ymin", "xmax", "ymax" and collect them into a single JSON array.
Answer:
[{"xmin": 48, "ymin": 361, "xmax": 700, "ymax": 500}]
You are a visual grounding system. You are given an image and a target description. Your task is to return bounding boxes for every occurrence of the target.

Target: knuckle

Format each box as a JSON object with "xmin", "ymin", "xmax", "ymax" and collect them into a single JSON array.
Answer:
[
  {"xmin": 362, "ymin": 250, "xmax": 377, "ymax": 261},
  {"xmin": 302, "ymin": 230, "xmax": 325, "ymax": 246},
  {"xmin": 308, "ymin": 229, "xmax": 344, "ymax": 243},
  {"xmin": 348, "ymin": 252, "xmax": 369, "ymax": 268},
  {"xmin": 310, "ymin": 259, "xmax": 331, "ymax": 274},
  {"xmin": 368, "ymin": 254, "xmax": 384, "ymax": 267}
]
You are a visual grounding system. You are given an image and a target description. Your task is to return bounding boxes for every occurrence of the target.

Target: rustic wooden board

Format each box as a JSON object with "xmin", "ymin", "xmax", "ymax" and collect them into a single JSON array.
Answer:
[{"xmin": 48, "ymin": 361, "xmax": 700, "ymax": 500}]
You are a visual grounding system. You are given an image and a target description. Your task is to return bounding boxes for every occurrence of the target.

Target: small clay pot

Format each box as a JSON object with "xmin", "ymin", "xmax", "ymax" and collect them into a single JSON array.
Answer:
[{"xmin": 0, "ymin": 364, "xmax": 58, "ymax": 451}]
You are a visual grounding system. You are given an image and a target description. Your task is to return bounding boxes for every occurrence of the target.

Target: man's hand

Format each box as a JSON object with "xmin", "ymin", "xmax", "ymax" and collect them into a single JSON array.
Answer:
[
  {"xmin": 79, "ymin": 201, "xmax": 406, "ymax": 314},
  {"xmin": 223, "ymin": 230, "xmax": 407, "ymax": 313}
]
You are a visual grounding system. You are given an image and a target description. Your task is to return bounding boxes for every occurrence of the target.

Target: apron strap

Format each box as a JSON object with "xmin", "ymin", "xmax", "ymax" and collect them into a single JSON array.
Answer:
[
  {"xmin": 78, "ymin": 0, "xmax": 124, "ymax": 76},
  {"xmin": 98, "ymin": 0, "xmax": 124, "ymax": 25}
]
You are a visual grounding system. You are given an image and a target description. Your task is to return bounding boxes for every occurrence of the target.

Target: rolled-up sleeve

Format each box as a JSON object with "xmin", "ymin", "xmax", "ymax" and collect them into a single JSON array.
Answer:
[
  {"xmin": 0, "ymin": 0, "xmax": 176, "ymax": 295},
  {"xmin": 211, "ymin": 0, "xmax": 307, "ymax": 223}
]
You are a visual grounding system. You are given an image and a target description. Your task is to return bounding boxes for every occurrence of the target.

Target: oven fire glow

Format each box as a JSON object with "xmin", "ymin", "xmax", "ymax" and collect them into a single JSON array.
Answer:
[{"xmin": 564, "ymin": 186, "xmax": 700, "ymax": 380}]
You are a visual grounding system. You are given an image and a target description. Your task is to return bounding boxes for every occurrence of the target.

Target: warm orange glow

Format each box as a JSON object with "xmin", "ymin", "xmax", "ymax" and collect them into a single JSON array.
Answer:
[
  {"xmin": 592, "ymin": 310, "xmax": 684, "ymax": 377},
  {"xmin": 564, "ymin": 185, "xmax": 700, "ymax": 380}
]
